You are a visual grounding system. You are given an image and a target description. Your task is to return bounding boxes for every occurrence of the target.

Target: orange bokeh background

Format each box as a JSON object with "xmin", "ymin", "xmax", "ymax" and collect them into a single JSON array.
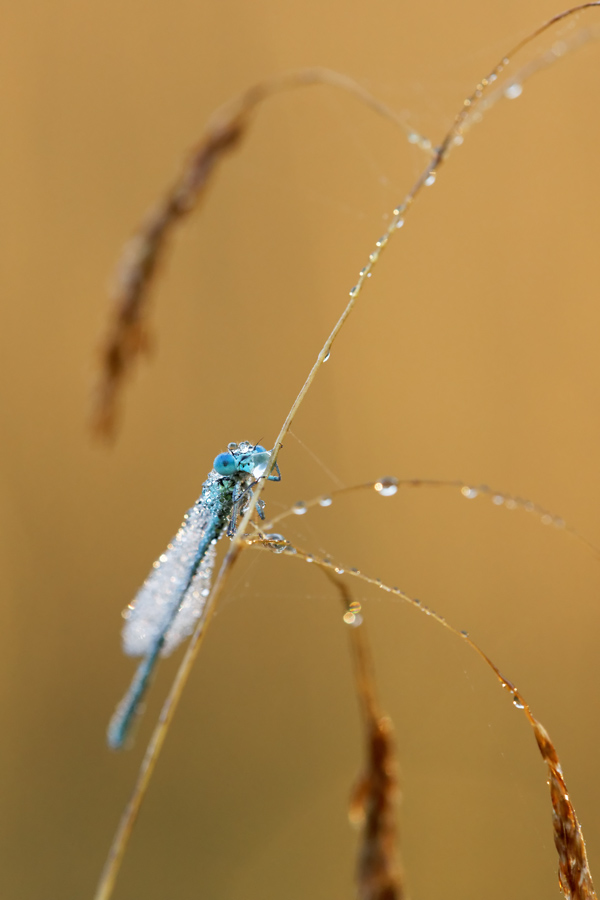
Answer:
[{"xmin": 2, "ymin": 2, "xmax": 600, "ymax": 898}]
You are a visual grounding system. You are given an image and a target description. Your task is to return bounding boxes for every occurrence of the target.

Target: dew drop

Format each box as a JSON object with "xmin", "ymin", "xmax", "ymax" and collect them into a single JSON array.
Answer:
[
  {"xmin": 319, "ymin": 496, "xmax": 333, "ymax": 507},
  {"xmin": 460, "ymin": 630, "xmax": 469, "ymax": 638},
  {"xmin": 343, "ymin": 611, "xmax": 356, "ymax": 624},
  {"xmin": 335, "ymin": 566, "xmax": 345, "ymax": 575},
  {"xmin": 349, "ymin": 285, "xmax": 359, "ymax": 298},
  {"xmin": 505, "ymin": 498, "xmax": 517, "ymax": 510},
  {"xmin": 424, "ymin": 172, "xmax": 436, "ymax": 186},
  {"xmin": 305, "ymin": 555, "xmax": 314, "ymax": 563},
  {"xmin": 395, "ymin": 217, "xmax": 405, "ymax": 229},
  {"xmin": 393, "ymin": 206, "xmax": 405, "ymax": 217},
  {"xmin": 374, "ymin": 477, "xmax": 398, "ymax": 497},
  {"xmin": 376, "ymin": 235, "xmax": 388, "ymax": 248},
  {"xmin": 292, "ymin": 501, "xmax": 307, "ymax": 515},
  {"xmin": 264, "ymin": 533, "xmax": 288, "ymax": 553},
  {"xmin": 492, "ymin": 494, "xmax": 504, "ymax": 506},
  {"xmin": 349, "ymin": 601, "xmax": 361, "ymax": 614},
  {"xmin": 323, "ymin": 351, "xmax": 331, "ymax": 362},
  {"xmin": 461, "ymin": 486, "xmax": 478, "ymax": 499},
  {"xmin": 504, "ymin": 82, "xmax": 523, "ymax": 100},
  {"xmin": 453, "ymin": 134, "xmax": 464, "ymax": 146},
  {"xmin": 541, "ymin": 514, "xmax": 552, "ymax": 526},
  {"xmin": 407, "ymin": 132, "xmax": 419, "ymax": 144},
  {"xmin": 553, "ymin": 517, "xmax": 565, "ymax": 529},
  {"xmin": 513, "ymin": 697, "xmax": 525, "ymax": 709}
]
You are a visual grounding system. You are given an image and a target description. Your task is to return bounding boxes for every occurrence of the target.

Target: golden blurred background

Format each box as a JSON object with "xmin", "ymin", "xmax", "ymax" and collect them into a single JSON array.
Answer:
[{"xmin": 2, "ymin": 1, "xmax": 600, "ymax": 898}]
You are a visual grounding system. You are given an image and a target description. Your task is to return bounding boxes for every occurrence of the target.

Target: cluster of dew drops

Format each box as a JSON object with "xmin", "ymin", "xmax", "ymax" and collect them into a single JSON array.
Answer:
[
  {"xmin": 261, "ymin": 472, "xmax": 572, "ymax": 632},
  {"xmin": 261, "ymin": 470, "xmax": 567, "ymax": 718},
  {"xmin": 259, "ymin": 57, "xmax": 586, "ymax": 695},
  {"xmin": 265, "ymin": 41, "xmax": 573, "ymax": 581},
  {"xmin": 341, "ymin": 68, "xmax": 526, "ymax": 303},
  {"xmin": 458, "ymin": 483, "xmax": 565, "ymax": 529},
  {"xmin": 261, "ymin": 478, "xmax": 400, "ymax": 627}
]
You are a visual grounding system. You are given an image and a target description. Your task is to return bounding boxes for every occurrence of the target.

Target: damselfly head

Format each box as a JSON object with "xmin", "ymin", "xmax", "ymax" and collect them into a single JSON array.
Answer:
[{"xmin": 213, "ymin": 443, "xmax": 273, "ymax": 479}]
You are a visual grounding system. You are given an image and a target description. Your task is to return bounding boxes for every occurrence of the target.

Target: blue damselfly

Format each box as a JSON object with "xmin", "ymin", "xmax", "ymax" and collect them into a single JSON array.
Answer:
[{"xmin": 107, "ymin": 441, "xmax": 280, "ymax": 749}]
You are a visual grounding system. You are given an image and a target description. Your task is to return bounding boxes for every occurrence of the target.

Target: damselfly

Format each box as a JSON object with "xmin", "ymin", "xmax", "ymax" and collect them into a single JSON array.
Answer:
[{"xmin": 107, "ymin": 441, "xmax": 281, "ymax": 749}]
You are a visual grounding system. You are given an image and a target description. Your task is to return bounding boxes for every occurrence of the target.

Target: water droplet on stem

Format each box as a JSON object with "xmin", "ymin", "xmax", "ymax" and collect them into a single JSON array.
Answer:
[
  {"xmin": 374, "ymin": 477, "xmax": 398, "ymax": 497},
  {"xmin": 504, "ymin": 83, "xmax": 523, "ymax": 100},
  {"xmin": 264, "ymin": 533, "xmax": 288, "ymax": 554}
]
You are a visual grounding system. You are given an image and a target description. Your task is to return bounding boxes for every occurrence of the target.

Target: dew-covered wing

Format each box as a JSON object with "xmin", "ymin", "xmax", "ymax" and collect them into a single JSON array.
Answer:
[
  {"xmin": 160, "ymin": 542, "xmax": 217, "ymax": 655},
  {"xmin": 122, "ymin": 500, "xmax": 218, "ymax": 658}
]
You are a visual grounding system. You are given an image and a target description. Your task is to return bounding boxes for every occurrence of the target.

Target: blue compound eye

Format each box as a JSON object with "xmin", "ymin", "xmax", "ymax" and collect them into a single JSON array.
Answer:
[{"xmin": 213, "ymin": 452, "xmax": 237, "ymax": 475}]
